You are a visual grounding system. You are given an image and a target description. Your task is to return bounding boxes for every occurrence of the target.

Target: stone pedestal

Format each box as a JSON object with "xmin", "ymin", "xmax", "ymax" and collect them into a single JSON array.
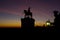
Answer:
[{"xmin": 21, "ymin": 17, "xmax": 35, "ymax": 28}]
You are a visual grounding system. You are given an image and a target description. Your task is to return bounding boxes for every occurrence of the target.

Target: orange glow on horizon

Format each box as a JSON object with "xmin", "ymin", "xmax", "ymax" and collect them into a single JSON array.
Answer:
[
  {"xmin": 0, "ymin": 20, "xmax": 45, "ymax": 28},
  {"xmin": 0, "ymin": 20, "xmax": 21, "ymax": 28},
  {"xmin": 35, "ymin": 21, "xmax": 45, "ymax": 27}
]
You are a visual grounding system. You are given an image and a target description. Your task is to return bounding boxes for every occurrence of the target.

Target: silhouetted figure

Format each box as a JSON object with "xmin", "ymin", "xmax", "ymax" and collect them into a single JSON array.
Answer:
[
  {"xmin": 24, "ymin": 7, "xmax": 32, "ymax": 18},
  {"xmin": 53, "ymin": 10, "xmax": 60, "ymax": 28},
  {"xmin": 28, "ymin": 7, "xmax": 32, "ymax": 17},
  {"xmin": 54, "ymin": 10, "xmax": 58, "ymax": 27},
  {"xmin": 21, "ymin": 7, "xmax": 35, "ymax": 32},
  {"xmin": 58, "ymin": 13, "xmax": 60, "ymax": 27}
]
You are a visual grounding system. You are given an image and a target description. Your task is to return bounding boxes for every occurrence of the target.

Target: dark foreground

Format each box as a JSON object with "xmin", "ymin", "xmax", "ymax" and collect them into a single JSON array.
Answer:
[{"xmin": 0, "ymin": 26, "xmax": 60, "ymax": 32}]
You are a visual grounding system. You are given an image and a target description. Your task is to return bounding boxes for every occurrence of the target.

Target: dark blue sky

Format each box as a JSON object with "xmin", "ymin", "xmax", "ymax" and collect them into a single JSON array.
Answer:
[{"xmin": 0, "ymin": 0, "xmax": 60, "ymax": 25}]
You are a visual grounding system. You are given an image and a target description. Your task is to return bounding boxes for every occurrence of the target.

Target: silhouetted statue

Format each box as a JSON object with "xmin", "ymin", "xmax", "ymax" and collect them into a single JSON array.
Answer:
[
  {"xmin": 58, "ymin": 13, "xmax": 60, "ymax": 26},
  {"xmin": 54, "ymin": 10, "xmax": 58, "ymax": 26},
  {"xmin": 53, "ymin": 10, "xmax": 60, "ymax": 28},
  {"xmin": 24, "ymin": 7, "xmax": 32, "ymax": 18},
  {"xmin": 21, "ymin": 7, "xmax": 35, "ymax": 32}
]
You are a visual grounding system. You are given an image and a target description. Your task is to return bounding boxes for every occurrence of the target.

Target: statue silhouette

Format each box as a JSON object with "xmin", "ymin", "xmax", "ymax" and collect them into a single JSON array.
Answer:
[
  {"xmin": 21, "ymin": 7, "xmax": 35, "ymax": 32},
  {"xmin": 53, "ymin": 11, "xmax": 58, "ymax": 27},
  {"xmin": 53, "ymin": 10, "xmax": 60, "ymax": 28},
  {"xmin": 24, "ymin": 7, "xmax": 32, "ymax": 18}
]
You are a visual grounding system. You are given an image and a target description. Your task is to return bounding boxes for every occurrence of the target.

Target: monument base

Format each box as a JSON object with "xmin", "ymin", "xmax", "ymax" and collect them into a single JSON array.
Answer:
[{"xmin": 21, "ymin": 17, "xmax": 35, "ymax": 29}]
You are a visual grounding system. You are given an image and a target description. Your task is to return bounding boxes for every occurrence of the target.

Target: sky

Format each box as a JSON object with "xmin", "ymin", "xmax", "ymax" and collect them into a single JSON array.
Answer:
[{"xmin": 0, "ymin": 0, "xmax": 60, "ymax": 27}]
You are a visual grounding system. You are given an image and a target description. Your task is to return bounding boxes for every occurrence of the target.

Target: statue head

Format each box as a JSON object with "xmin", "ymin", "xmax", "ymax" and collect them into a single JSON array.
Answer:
[{"xmin": 53, "ymin": 10, "xmax": 58, "ymax": 17}]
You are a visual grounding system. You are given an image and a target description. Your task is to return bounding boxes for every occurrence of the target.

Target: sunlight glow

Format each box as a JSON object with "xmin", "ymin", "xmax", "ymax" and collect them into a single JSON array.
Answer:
[{"xmin": 46, "ymin": 23, "xmax": 50, "ymax": 25}]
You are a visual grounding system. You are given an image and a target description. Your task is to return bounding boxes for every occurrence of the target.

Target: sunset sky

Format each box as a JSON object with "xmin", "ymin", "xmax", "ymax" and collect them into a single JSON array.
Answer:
[{"xmin": 0, "ymin": 0, "xmax": 60, "ymax": 27}]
